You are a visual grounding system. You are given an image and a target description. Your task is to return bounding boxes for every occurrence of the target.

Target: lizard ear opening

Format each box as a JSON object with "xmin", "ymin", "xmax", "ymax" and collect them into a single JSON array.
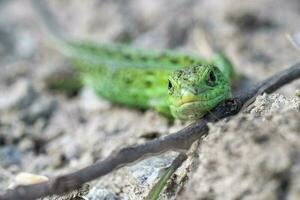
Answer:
[
  {"xmin": 168, "ymin": 80, "xmax": 173, "ymax": 89},
  {"xmin": 168, "ymin": 79, "xmax": 174, "ymax": 94}
]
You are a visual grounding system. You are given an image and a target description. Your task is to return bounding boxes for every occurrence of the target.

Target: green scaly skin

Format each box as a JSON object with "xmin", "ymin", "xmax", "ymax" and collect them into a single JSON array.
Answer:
[{"xmin": 59, "ymin": 40, "xmax": 233, "ymax": 120}]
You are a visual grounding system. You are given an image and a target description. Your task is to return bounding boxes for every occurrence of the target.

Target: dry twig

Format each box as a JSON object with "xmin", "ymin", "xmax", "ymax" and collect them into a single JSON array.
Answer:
[{"xmin": 1, "ymin": 62, "xmax": 300, "ymax": 200}]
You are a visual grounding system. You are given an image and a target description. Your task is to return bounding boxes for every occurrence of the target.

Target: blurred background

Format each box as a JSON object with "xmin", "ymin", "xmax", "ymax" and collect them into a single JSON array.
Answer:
[
  {"xmin": 1, "ymin": 0, "xmax": 300, "ymax": 199},
  {"xmin": 1, "ymin": 0, "xmax": 300, "ymax": 80}
]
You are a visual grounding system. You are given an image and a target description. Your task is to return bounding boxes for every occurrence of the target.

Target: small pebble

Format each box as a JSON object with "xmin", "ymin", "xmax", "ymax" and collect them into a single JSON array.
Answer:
[
  {"xmin": 87, "ymin": 188, "xmax": 120, "ymax": 200},
  {"xmin": 19, "ymin": 97, "xmax": 57, "ymax": 124},
  {"xmin": 14, "ymin": 172, "xmax": 48, "ymax": 185},
  {"xmin": 0, "ymin": 79, "xmax": 37, "ymax": 112},
  {"xmin": 0, "ymin": 146, "xmax": 22, "ymax": 168}
]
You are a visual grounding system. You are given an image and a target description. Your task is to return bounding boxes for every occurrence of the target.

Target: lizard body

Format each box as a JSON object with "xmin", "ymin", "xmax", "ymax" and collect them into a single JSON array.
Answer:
[
  {"xmin": 64, "ymin": 41, "xmax": 233, "ymax": 120},
  {"xmin": 31, "ymin": 0, "xmax": 234, "ymax": 120}
]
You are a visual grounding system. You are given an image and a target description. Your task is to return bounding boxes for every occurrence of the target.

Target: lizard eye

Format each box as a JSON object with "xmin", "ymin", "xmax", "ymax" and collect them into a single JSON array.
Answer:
[{"xmin": 206, "ymin": 70, "xmax": 216, "ymax": 87}]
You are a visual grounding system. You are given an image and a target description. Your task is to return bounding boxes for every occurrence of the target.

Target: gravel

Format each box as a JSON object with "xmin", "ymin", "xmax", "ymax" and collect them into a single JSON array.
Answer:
[{"xmin": 0, "ymin": 0, "xmax": 300, "ymax": 199}]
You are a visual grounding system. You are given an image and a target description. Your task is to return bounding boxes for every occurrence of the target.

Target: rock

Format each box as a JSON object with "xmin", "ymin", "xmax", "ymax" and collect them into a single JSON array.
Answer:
[
  {"xmin": 19, "ymin": 97, "xmax": 57, "ymax": 124},
  {"xmin": 79, "ymin": 88, "xmax": 111, "ymax": 113},
  {"xmin": 40, "ymin": 63, "xmax": 82, "ymax": 97},
  {"xmin": 86, "ymin": 188, "xmax": 121, "ymax": 200},
  {"xmin": 13, "ymin": 172, "xmax": 48, "ymax": 186},
  {"xmin": 1, "ymin": 0, "xmax": 300, "ymax": 199},
  {"xmin": 127, "ymin": 153, "xmax": 178, "ymax": 187},
  {"xmin": 0, "ymin": 120, "xmax": 27, "ymax": 143},
  {"xmin": 0, "ymin": 79, "xmax": 37, "ymax": 112},
  {"xmin": 86, "ymin": 152, "xmax": 182, "ymax": 200},
  {"xmin": 17, "ymin": 138, "xmax": 34, "ymax": 152},
  {"xmin": 0, "ymin": 145, "xmax": 22, "ymax": 168},
  {"xmin": 0, "ymin": 25, "xmax": 15, "ymax": 61},
  {"xmin": 249, "ymin": 93, "xmax": 300, "ymax": 117},
  {"xmin": 180, "ymin": 94, "xmax": 300, "ymax": 200},
  {"xmin": 14, "ymin": 31, "xmax": 37, "ymax": 59}
]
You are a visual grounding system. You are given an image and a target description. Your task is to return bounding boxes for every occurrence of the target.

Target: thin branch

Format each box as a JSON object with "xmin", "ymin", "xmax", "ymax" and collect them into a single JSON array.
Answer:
[
  {"xmin": 1, "ymin": 62, "xmax": 300, "ymax": 200},
  {"xmin": 145, "ymin": 153, "xmax": 188, "ymax": 200}
]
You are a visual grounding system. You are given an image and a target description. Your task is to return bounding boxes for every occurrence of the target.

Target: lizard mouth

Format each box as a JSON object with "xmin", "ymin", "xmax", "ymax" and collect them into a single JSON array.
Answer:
[
  {"xmin": 175, "ymin": 94, "xmax": 219, "ymax": 107},
  {"xmin": 170, "ymin": 93, "xmax": 228, "ymax": 121},
  {"xmin": 173, "ymin": 88, "xmax": 213, "ymax": 107},
  {"xmin": 177, "ymin": 95, "xmax": 223, "ymax": 108}
]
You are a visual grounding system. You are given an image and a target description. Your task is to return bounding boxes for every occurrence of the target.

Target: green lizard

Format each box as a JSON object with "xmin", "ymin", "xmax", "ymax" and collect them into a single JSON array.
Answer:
[
  {"xmin": 69, "ymin": 42, "xmax": 233, "ymax": 120},
  {"xmin": 32, "ymin": 0, "xmax": 235, "ymax": 121}
]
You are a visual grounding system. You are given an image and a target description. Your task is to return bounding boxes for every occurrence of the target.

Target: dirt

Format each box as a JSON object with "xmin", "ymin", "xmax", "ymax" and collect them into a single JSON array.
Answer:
[{"xmin": 0, "ymin": 0, "xmax": 300, "ymax": 199}]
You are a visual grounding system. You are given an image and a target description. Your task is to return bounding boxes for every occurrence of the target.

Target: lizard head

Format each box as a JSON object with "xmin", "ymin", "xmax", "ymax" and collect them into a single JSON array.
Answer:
[{"xmin": 168, "ymin": 64, "xmax": 231, "ymax": 121}]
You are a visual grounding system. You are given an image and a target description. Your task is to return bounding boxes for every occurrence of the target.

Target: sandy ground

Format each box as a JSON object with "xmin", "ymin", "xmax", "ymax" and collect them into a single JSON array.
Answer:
[{"xmin": 0, "ymin": 0, "xmax": 300, "ymax": 199}]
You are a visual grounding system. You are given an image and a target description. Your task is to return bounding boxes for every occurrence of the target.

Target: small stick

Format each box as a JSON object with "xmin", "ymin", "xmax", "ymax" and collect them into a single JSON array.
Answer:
[
  {"xmin": 1, "ymin": 62, "xmax": 300, "ymax": 200},
  {"xmin": 145, "ymin": 153, "xmax": 188, "ymax": 200}
]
